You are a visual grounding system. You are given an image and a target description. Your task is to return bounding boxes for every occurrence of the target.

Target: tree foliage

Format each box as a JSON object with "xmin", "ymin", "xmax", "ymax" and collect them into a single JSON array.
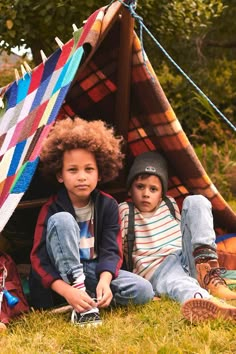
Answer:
[
  {"xmin": 0, "ymin": 0, "xmax": 224, "ymax": 64},
  {"xmin": 0, "ymin": 0, "xmax": 235, "ymax": 143},
  {"xmin": 0, "ymin": 0, "xmax": 106, "ymax": 64}
]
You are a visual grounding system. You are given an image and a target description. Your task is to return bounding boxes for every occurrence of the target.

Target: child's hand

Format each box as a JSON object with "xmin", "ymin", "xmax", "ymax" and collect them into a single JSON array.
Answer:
[
  {"xmin": 65, "ymin": 286, "xmax": 97, "ymax": 313},
  {"xmin": 96, "ymin": 272, "xmax": 113, "ymax": 308}
]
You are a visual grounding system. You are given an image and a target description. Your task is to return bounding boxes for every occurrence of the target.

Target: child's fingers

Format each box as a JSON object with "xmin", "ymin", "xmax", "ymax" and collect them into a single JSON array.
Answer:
[
  {"xmin": 97, "ymin": 293, "xmax": 112, "ymax": 308},
  {"xmin": 81, "ymin": 292, "xmax": 97, "ymax": 307},
  {"xmin": 74, "ymin": 298, "xmax": 95, "ymax": 313},
  {"xmin": 68, "ymin": 288, "xmax": 97, "ymax": 312}
]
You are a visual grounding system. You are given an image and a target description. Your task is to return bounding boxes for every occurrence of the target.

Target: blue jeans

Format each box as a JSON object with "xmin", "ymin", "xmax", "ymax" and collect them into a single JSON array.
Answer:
[
  {"xmin": 46, "ymin": 212, "xmax": 154, "ymax": 305},
  {"xmin": 149, "ymin": 195, "xmax": 216, "ymax": 303}
]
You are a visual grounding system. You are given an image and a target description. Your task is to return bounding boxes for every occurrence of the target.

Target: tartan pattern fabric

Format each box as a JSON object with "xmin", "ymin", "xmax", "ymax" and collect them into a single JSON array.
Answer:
[
  {"xmin": 0, "ymin": 1, "xmax": 235, "ymax": 236},
  {"xmin": 61, "ymin": 5, "xmax": 236, "ymax": 236}
]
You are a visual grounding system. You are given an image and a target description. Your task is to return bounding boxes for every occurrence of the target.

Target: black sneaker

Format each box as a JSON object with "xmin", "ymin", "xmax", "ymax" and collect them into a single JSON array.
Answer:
[{"xmin": 71, "ymin": 307, "xmax": 102, "ymax": 326}]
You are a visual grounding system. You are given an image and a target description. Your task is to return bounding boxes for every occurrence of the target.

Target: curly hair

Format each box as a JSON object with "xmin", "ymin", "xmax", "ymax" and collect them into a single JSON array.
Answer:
[{"xmin": 40, "ymin": 117, "xmax": 124, "ymax": 184}]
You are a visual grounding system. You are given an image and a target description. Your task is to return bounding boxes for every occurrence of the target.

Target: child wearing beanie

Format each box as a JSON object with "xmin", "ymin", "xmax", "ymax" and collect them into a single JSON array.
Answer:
[{"xmin": 119, "ymin": 151, "xmax": 236, "ymax": 323}]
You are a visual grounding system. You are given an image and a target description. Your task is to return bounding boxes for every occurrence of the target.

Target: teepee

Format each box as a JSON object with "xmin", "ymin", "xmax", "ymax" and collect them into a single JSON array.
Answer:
[{"xmin": 0, "ymin": 0, "xmax": 235, "ymax": 257}]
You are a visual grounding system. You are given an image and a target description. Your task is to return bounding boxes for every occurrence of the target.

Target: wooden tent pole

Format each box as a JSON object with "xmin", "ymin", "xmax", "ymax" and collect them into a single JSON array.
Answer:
[{"xmin": 115, "ymin": 6, "xmax": 134, "ymax": 140}]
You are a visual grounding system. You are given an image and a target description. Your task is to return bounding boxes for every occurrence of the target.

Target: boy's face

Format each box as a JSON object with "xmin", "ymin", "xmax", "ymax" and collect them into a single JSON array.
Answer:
[
  {"xmin": 129, "ymin": 175, "xmax": 162, "ymax": 213},
  {"xmin": 57, "ymin": 148, "xmax": 100, "ymax": 208}
]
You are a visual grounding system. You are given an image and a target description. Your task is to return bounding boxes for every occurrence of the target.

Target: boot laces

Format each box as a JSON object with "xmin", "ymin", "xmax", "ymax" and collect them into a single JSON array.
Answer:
[
  {"xmin": 204, "ymin": 267, "xmax": 227, "ymax": 288},
  {"xmin": 194, "ymin": 292, "xmax": 203, "ymax": 299}
]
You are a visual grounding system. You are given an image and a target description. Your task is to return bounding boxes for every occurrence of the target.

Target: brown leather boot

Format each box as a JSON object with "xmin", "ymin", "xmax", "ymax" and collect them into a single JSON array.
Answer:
[
  {"xmin": 182, "ymin": 296, "xmax": 236, "ymax": 323},
  {"xmin": 196, "ymin": 261, "xmax": 236, "ymax": 300}
]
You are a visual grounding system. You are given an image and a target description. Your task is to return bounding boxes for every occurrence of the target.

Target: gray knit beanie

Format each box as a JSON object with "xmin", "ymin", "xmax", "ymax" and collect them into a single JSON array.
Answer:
[{"xmin": 127, "ymin": 151, "xmax": 168, "ymax": 196}]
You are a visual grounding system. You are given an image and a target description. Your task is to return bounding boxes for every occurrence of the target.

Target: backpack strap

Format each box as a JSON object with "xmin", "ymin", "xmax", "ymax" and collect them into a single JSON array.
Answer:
[
  {"xmin": 125, "ymin": 196, "xmax": 176, "ymax": 272},
  {"xmin": 126, "ymin": 201, "xmax": 135, "ymax": 272},
  {"xmin": 163, "ymin": 196, "xmax": 176, "ymax": 219}
]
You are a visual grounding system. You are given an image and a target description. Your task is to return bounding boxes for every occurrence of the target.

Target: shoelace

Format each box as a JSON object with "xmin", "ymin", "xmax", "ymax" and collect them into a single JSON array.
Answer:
[
  {"xmin": 71, "ymin": 307, "xmax": 100, "ymax": 324},
  {"xmin": 79, "ymin": 310, "xmax": 100, "ymax": 320},
  {"xmin": 71, "ymin": 297, "xmax": 100, "ymax": 322},
  {"xmin": 204, "ymin": 267, "xmax": 227, "ymax": 287}
]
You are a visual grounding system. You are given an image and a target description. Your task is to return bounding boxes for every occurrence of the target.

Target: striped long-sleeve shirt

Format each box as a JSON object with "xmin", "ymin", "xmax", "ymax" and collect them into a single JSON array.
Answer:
[{"xmin": 119, "ymin": 197, "xmax": 182, "ymax": 280}]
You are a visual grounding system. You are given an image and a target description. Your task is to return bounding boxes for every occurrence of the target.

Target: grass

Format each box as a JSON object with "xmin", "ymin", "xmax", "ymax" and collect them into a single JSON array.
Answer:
[
  {"xmin": 1, "ymin": 201, "xmax": 235, "ymax": 353},
  {"xmin": 1, "ymin": 297, "xmax": 236, "ymax": 353}
]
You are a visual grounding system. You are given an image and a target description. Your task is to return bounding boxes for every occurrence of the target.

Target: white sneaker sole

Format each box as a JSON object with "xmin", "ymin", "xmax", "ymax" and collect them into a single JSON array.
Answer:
[{"xmin": 78, "ymin": 320, "xmax": 103, "ymax": 327}]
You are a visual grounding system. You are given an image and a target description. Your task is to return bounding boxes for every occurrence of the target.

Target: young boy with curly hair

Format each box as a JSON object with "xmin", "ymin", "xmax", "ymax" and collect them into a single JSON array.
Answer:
[
  {"xmin": 30, "ymin": 117, "xmax": 154, "ymax": 326},
  {"xmin": 119, "ymin": 151, "xmax": 236, "ymax": 323}
]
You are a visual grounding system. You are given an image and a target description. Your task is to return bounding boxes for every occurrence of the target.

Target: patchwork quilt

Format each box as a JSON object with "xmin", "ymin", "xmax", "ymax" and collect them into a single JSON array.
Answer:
[{"xmin": 0, "ymin": 8, "xmax": 104, "ymax": 232}]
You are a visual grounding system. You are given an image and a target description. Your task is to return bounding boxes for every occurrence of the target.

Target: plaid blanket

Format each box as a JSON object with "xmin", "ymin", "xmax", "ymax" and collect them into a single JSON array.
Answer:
[{"xmin": 0, "ymin": 1, "xmax": 235, "ymax": 236}]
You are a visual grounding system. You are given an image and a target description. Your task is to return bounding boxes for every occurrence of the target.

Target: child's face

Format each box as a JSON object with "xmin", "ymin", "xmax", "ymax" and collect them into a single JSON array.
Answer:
[
  {"xmin": 57, "ymin": 148, "xmax": 100, "ymax": 207},
  {"xmin": 129, "ymin": 175, "xmax": 162, "ymax": 213}
]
